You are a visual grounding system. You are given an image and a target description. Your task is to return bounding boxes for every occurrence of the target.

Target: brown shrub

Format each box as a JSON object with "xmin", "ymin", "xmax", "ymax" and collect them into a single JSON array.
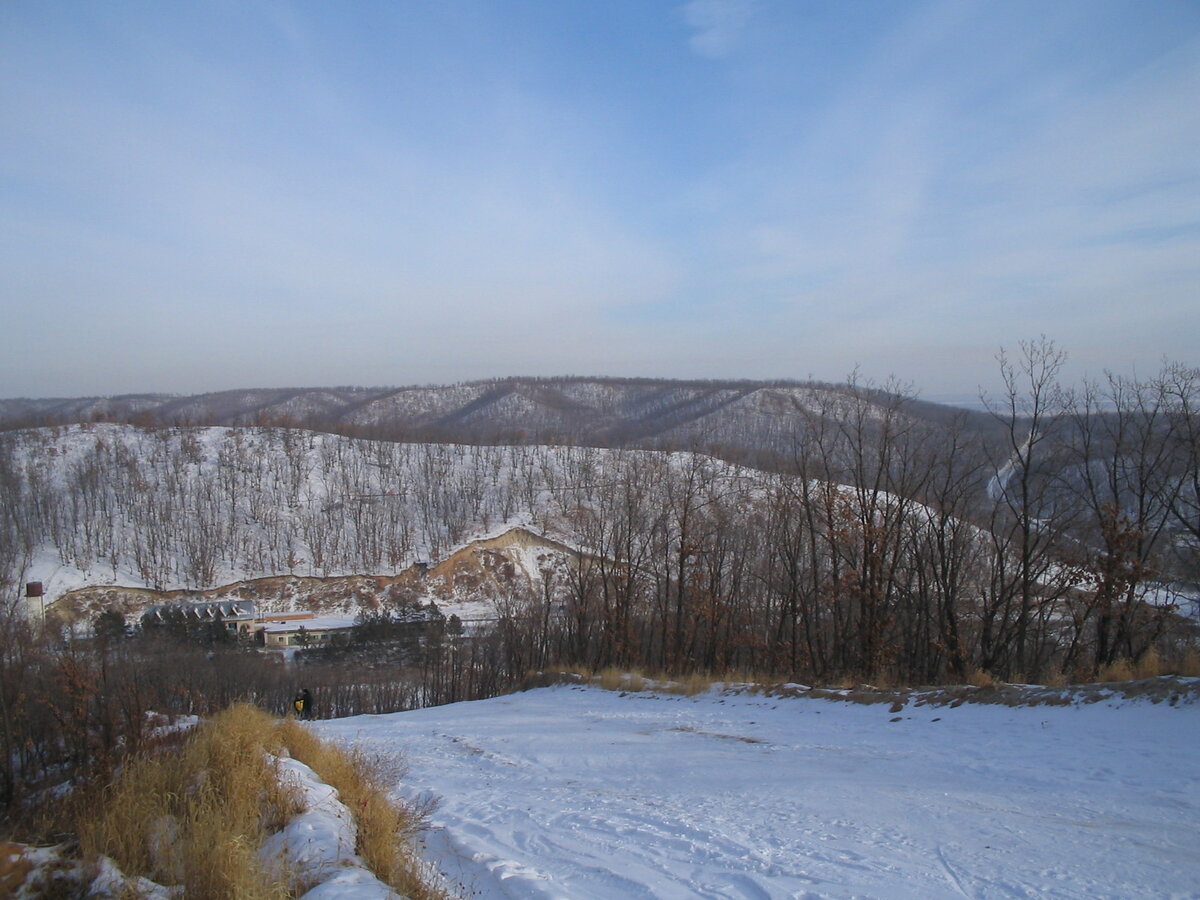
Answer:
[
  {"xmin": 77, "ymin": 704, "xmax": 297, "ymax": 899},
  {"xmin": 967, "ymin": 668, "xmax": 996, "ymax": 688},
  {"xmin": 1098, "ymin": 658, "xmax": 1135, "ymax": 683}
]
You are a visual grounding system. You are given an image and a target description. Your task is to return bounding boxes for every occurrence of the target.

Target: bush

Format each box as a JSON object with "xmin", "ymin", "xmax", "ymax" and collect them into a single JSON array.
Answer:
[
  {"xmin": 31, "ymin": 703, "xmax": 453, "ymax": 899},
  {"xmin": 77, "ymin": 704, "xmax": 298, "ymax": 899}
]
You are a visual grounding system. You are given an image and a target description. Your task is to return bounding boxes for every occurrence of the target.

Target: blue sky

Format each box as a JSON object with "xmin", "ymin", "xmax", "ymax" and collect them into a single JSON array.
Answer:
[{"xmin": 2, "ymin": 1, "xmax": 1198, "ymax": 400}]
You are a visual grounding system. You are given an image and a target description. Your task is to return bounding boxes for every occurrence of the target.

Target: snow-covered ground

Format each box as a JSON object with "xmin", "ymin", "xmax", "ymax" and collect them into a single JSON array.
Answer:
[
  {"xmin": 314, "ymin": 684, "xmax": 1200, "ymax": 900},
  {"xmin": 260, "ymin": 753, "xmax": 398, "ymax": 899}
]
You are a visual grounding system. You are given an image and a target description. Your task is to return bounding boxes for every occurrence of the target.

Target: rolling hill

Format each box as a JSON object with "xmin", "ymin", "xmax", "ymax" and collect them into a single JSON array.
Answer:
[{"xmin": 0, "ymin": 377, "xmax": 1003, "ymax": 461}]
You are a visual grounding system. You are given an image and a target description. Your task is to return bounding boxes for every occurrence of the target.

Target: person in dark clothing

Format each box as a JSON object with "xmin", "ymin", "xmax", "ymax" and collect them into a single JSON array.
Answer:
[{"xmin": 294, "ymin": 688, "xmax": 314, "ymax": 720}]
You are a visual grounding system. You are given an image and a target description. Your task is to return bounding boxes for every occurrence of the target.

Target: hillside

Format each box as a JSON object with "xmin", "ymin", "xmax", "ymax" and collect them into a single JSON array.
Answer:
[
  {"xmin": 4, "ymin": 416, "xmax": 1196, "ymax": 684},
  {"xmin": 55, "ymin": 526, "xmax": 579, "ymax": 626},
  {"xmin": 0, "ymin": 376, "xmax": 1003, "ymax": 461},
  {"xmin": 0, "ymin": 424, "xmax": 698, "ymax": 611}
]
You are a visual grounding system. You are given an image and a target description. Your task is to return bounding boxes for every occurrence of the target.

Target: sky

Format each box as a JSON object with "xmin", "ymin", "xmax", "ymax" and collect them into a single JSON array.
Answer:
[{"xmin": 2, "ymin": 0, "xmax": 1198, "ymax": 401}]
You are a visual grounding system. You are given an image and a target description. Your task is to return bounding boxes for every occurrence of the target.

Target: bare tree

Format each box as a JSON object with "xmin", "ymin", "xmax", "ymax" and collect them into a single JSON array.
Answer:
[{"xmin": 981, "ymin": 338, "xmax": 1077, "ymax": 678}]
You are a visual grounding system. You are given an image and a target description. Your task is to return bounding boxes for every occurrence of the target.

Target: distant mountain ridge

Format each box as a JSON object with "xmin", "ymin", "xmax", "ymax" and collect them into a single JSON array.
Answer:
[{"xmin": 0, "ymin": 376, "xmax": 1002, "ymax": 459}]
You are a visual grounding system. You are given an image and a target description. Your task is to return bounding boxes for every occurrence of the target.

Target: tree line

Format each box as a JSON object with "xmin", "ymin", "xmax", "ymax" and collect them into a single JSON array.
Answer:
[{"xmin": 518, "ymin": 345, "xmax": 1200, "ymax": 684}]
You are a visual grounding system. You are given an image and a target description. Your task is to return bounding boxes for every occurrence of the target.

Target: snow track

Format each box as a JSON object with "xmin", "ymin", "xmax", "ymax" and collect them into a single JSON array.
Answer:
[{"xmin": 314, "ymin": 686, "xmax": 1200, "ymax": 899}]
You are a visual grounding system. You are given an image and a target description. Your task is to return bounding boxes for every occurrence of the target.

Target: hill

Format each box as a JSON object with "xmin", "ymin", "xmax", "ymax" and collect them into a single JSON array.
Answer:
[
  {"xmin": 0, "ymin": 376, "xmax": 1003, "ymax": 462},
  {"xmin": 3, "ymin": 409, "xmax": 1195, "ymax": 684}
]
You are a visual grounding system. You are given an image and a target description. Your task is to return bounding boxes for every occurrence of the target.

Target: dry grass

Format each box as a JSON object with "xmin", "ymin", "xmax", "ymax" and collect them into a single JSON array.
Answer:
[
  {"xmin": 530, "ymin": 652, "xmax": 1200, "ymax": 703},
  {"xmin": 596, "ymin": 668, "xmax": 627, "ymax": 692},
  {"xmin": 1, "ymin": 842, "xmax": 34, "ymax": 896},
  {"xmin": 64, "ymin": 704, "xmax": 453, "ymax": 900},
  {"xmin": 966, "ymin": 668, "xmax": 996, "ymax": 688},
  {"xmin": 1043, "ymin": 670, "xmax": 1070, "ymax": 688},
  {"xmin": 1133, "ymin": 648, "xmax": 1163, "ymax": 680},
  {"xmin": 584, "ymin": 668, "xmax": 722, "ymax": 696},
  {"xmin": 1097, "ymin": 658, "xmax": 1136, "ymax": 682},
  {"xmin": 1178, "ymin": 649, "xmax": 1200, "ymax": 677},
  {"xmin": 274, "ymin": 718, "xmax": 450, "ymax": 900},
  {"xmin": 77, "ymin": 704, "xmax": 297, "ymax": 900}
]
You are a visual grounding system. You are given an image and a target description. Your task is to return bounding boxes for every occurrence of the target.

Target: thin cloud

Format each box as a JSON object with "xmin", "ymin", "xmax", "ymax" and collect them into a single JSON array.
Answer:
[{"xmin": 682, "ymin": 0, "xmax": 755, "ymax": 59}]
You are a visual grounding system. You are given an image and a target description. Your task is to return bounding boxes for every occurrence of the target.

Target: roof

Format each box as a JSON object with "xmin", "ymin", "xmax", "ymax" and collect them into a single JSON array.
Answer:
[
  {"xmin": 260, "ymin": 614, "xmax": 359, "ymax": 634},
  {"xmin": 145, "ymin": 599, "xmax": 257, "ymax": 621}
]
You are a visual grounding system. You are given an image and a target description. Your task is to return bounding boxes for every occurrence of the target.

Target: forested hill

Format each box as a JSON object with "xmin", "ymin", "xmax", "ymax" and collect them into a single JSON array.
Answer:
[
  {"xmin": 3, "ymin": 415, "xmax": 1197, "ymax": 683},
  {"xmin": 0, "ymin": 377, "xmax": 1001, "ymax": 459}
]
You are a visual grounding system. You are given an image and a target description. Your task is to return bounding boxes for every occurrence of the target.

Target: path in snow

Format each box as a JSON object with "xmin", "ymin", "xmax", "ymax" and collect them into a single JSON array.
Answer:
[{"xmin": 313, "ymin": 685, "xmax": 1200, "ymax": 899}]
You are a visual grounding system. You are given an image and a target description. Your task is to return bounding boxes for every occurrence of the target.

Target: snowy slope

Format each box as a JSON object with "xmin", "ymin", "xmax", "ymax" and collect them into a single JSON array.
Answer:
[
  {"xmin": 5, "ymin": 425, "xmax": 738, "ymax": 610},
  {"xmin": 6, "ymin": 424, "xmax": 588, "ymax": 604},
  {"xmin": 314, "ymin": 684, "xmax": 1200, "ymax": 900}
]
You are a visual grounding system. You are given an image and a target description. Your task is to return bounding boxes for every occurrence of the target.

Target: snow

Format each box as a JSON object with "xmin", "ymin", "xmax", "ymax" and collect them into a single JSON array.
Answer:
[
  {"xmin": 260, "ymin": 615, "xmax": 360, "ymax": 634},
  {"xmin": 260, "ymin": 754, "xmax": 400, "ymax": 898},
  {"xmin": 145, "ymin": 712, "xmax": 200, "ymax": 741},
  {"xmin": 88, "ymin": 855, "xmax": 180, "ymax": 899},
  {"xmin": 1142, "ymin": 583, "xmax": 1200, "ymax": 619},
  {"xmin": 8, "ymin": 423, "xmax": 595, "ymax": 608},
  {"xmin": 312, "ymin": 684, "xmax": 1200, "ymax": 900}
]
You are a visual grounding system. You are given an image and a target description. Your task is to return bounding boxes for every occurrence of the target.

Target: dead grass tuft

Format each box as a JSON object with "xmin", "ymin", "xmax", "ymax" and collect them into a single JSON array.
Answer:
[
  {"xmin": 77, "ymin": 703, "xmax": 297, "ymax": 899},
  {"xmin": 1133, "ymin": 648, "xmax": 1163, "ymax": 680},
  {"xmin": 967, "ymin": 668, "xmax": 996, "ymax": 688},
  {"xmin": 64, "ymin": 704, "xmax": 453, "ymax": 900},
  {"xmin": 1098, "ymin": 658, "xmax": 1135, "ymax": 683},
  {"xmin": 581, "ymin": 668, "xmax": 706, "ymax": 695},
  {"xmin": 596, "ymin": 668, "xmax": 627, "ymax": 692},
  {"xmin": 660, "ymin": 673, "xmax": 714, "ymax": 696}
]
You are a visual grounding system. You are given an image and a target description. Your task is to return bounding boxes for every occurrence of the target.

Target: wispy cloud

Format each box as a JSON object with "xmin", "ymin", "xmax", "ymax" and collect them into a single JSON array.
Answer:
[
  {"xmin": 682, "ymin": 0, "xmax": 755, "ymax": 59},
  {"xmin": 629, "ymin": 3, "xmax": 1200, "ymax": 391}
]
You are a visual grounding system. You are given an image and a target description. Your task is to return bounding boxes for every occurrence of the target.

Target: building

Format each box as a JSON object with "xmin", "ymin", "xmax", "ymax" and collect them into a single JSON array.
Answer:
[
  {"xmin": 258, "ymin": 613, "xmax": 358, "ymax": 648},
  {"xmin": 143, "ymin": 599, "xmax": 257, "ymax": 635}
]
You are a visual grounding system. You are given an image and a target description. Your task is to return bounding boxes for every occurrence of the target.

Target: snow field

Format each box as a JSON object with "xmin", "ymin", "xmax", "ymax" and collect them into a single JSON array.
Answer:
[{"xmin": 314, "ymin": 686, "xmax": 1200, "ymax": 900}]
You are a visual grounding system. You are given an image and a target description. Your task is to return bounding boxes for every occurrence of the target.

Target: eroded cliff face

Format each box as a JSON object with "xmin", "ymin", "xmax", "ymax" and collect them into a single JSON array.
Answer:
[{"xmin": 53, "ymin": 527, "xmax": 579, "ymax": 626}]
